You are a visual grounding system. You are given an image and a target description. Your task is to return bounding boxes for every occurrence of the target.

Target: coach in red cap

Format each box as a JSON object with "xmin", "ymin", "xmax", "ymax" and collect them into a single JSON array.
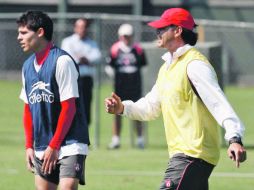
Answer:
[{"xmin": 105, "ymin": 8, "xmax": 246, "ymax": 190}]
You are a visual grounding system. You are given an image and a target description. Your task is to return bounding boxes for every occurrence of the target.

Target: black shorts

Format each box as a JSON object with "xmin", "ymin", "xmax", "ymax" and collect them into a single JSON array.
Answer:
[
  {"xmin": 159, "ymin": 153, "xmax": 214, "ymax": 190},
  {"xmin": 34, "ymin": 154, "xmax": 86, "ymax": 185},
  {"xmin": 115, "ymin": 72, "xmax": 142, "ymax": 101}
]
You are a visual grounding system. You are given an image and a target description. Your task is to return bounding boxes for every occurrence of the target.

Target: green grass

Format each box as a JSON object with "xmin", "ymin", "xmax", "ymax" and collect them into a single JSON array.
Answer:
[{"xmin": 0, "ymin": 80, "xmax": 253, "ymax": 190}]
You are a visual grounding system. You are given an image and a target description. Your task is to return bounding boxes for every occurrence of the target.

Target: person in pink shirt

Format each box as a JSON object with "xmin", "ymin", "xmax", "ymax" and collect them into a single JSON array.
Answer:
[{"xmin": 107, "ymin": 23, "xmax": 147, "ymax": 149}]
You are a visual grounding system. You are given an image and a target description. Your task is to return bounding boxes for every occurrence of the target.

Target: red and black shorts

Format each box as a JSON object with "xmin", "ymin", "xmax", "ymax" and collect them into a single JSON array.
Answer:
[{"xmin": 159, "ymin": 153, "xmax": 214, "ymax": 190}]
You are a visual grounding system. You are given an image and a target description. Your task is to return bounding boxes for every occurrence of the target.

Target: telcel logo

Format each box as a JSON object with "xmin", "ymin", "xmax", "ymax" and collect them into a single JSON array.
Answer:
[{"xmin": 28, "ymin": 81, "xmax": 54, "ymax": 104}]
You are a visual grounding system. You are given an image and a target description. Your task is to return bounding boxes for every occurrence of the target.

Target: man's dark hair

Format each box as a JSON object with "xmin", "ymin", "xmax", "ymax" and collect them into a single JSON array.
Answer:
[
  {"xmin": 181, "ymin": 27, "xmax": 198, "ymax": 46},
  {"xmin": 16, "ymin": 10, "xmax": 53, "ymax": 41}
]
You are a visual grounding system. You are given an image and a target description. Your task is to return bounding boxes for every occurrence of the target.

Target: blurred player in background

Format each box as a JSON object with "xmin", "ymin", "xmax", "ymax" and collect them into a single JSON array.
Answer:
[
  {"xmin": 106, "ymin": 23, "xmax": 147, "ymax": 149},
  {"xmin": 17, "ymin": 11, "xmax": 89, "ymax": 190},
  {"xmin": 61, "ymin": 18, "xmax": 101, "ymax": 127},
  {"xmin": 105, "ymin": 8, "xmax": 246, "ymax": 190}
]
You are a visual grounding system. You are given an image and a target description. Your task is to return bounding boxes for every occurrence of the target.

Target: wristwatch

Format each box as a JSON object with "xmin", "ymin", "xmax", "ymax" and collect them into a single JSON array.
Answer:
[{"xmin": 229, "ymin": 136, "xmax": 243, "ymax": 146}]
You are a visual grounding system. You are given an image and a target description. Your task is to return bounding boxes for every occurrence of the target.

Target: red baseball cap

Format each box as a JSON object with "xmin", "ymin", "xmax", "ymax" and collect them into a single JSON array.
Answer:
[{"xmin": 148, "ymin": 8, "xmax": 196, "ymax": 30}]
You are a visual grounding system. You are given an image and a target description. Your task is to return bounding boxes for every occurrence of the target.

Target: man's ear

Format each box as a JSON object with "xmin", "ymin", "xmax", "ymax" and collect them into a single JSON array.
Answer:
[
  {"xmin": 174, "ymin": 26, "xmax": 183, "ymax": 38},
  {"xmin": 37, "ymin": 28, "xmax": 45, "ymax": 38}
]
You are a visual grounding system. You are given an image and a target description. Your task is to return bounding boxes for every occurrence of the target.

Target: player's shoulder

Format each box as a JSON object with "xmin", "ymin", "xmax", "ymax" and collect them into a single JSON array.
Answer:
[
  {"xmin": 56, "ymin": 54, "xmax": 78, "ymax": 76},
  {"xmin": 132, "ymin": 42, "xmax": 144, "ymax": 55},
  {"xmin": 110, "ymin": 41, "xmax": 121, "ymax": 58},
  {"xmin": 50, "ymin": 46, "xmax": 69, "ymax": 58},
  {"xmin": 57, "ymin": 54, "xmax": 75, "ymax": 66},
  {"xmin": 50, "ymin": 46, "xmax": 75, "ymax": 64}
]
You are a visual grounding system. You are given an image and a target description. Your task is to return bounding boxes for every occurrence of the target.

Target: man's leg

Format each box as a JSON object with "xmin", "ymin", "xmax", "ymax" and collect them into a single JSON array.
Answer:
[
  {"xmin": 59, "ymin": 155, "xmax": 86, "ymax": 190},
  {"xmin": 34, "ymin": 156, "xmax": 59, "ymax": 190},
  {"xmin": 108, "ymin": 115, "xmax": 121, "ymax": 149},
  {"xmin": 59, "ymin": 178, "xmax": 79, "ymax": 190},
  {"xmin": 134, "ymin": 120, "xmax": 145, "ymax": 149},
  {"xmin": 80, "ymin": 76, "xmax": 93, "ymax": 126},
  {"xmin": 176, "ymin": 158, "xmax": 214, "ymax": 190},
  {"xmin": 159, "ymin": 154, "xmax": 214, "ymax": 190},
  {"xmin": 35, "ymin": 175, "xmax": 57, "ymax": 190},
  {"xmin": 113, "ymin": 115, "xmax": 122, "ymax": 137}
]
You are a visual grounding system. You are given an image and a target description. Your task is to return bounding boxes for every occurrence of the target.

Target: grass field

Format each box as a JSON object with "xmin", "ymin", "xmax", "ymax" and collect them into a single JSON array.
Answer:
[{"xmin": 0, "ymin": 80, "xmax": 253, "ymax": 190}]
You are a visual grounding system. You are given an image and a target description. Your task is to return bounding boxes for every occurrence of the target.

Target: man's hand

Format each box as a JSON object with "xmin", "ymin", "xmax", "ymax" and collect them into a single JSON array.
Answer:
[
  {"xmin": 41, "ymin": 146, "xmax": 59, "ymax": 175},
  {"xmin": 26, "ymin": 148, "xmax": 35, "ymax": 173},
  {"xmin": 227, "ymin": 143, "xmax": 246, "ymax": 168},
  {"xmin": 105, "ymin": 92, "xmax": 124, "ymax": 115}
]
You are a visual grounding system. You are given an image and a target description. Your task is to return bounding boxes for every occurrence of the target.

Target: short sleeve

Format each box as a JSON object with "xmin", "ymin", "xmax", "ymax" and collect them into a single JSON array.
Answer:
[
  {"xmin": 19, "ymin": 70, "xmax": 28, "ymax": 103},
  {"xmin": 55, "ymin": 55, "xmax": 79, "ymax": 101}
]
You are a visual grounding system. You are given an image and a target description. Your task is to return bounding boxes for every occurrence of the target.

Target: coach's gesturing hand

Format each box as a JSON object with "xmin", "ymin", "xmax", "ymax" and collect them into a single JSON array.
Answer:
[
  {"xmin": 227, "ymin": 143, "xmax": 247, "ymax": 168},
  {"xmin": 105, "ymin": 92, "xmax": 124, "ymax": 115}
]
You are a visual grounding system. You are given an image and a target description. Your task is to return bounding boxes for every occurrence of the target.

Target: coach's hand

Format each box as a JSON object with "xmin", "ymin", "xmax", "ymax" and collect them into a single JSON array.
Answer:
[
  {"xmin": 41, "ymin": 146, "xmax": 59, "ymax": 175},
  {"xmin": 26, "ymin": 148, "xmax": 35, "ymax": 173},
  {"xmin": 227, "ymin": 143, "xmax": 246, "ymax": 168},
  {"xmin": 105, "ymin": 92, "xmax": 124, "ymax": 115}
]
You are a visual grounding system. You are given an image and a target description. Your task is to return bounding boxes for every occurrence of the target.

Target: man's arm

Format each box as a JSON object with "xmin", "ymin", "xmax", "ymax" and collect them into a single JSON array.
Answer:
[
  {"xmin": 187, "ymin": 60, "xmax": 246, "ymax": 167},
  {"xmin": 23, "ymin": 103, "xmax": 35, "ymax": 173},
  {"xmin": 23, "ymin": 104, "xmax": 33, "ymax": 149},
  {"xmin": 105, "ymin": 84, "xmax": 161, "ymax": 121},
  {"xmin": 49, "ymin": 98, "xmax": 76, "ymax": 149},
  {"xmin": 41, "ymin": 98, "xmax": 76, "ymax": 174}
]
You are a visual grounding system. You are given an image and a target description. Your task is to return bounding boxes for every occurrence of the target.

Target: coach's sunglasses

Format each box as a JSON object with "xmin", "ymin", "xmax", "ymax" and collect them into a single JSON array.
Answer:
[{"xmin": 156, "ymin": 25, "xmax": 177, "ymax": 36}]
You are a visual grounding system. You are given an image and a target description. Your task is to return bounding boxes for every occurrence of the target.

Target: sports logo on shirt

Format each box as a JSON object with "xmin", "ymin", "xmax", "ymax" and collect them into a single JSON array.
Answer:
[{"xmin": 28, "ymin": 81, "xmax": 54, "ymax": 104}]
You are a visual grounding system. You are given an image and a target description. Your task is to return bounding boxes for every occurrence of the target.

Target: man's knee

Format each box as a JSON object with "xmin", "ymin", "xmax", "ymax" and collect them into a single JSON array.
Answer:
[{"xmin": 59, "ymin": 178, "xmax": 79, "ymax": 190}]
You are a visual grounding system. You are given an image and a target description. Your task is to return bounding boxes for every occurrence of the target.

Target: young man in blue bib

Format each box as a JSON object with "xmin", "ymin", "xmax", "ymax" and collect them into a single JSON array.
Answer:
[{"xmin": 17, "ymin": 11, "xmax": 89, "ymax": 190}]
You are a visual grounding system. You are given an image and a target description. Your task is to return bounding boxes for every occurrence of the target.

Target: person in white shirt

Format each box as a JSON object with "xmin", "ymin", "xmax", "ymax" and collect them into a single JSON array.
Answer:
[
  {"xmin": 105, "ymin": 8, "xmax": 246, "ymax": 190},
  {"xmin": 61, "ymin": 18, "xmax": 101, "ymax": 126}
]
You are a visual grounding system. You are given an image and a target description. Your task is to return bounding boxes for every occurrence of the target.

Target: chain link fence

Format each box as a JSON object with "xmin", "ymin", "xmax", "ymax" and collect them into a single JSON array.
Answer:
[
  {"xmin": 1, "ymin": 13, "xmax": 254, "ymax": 86},
  {"xmin": 1, "ymin": 12, "xmax": 253, "ymax": 147},
  {"xmin": 197, "ymin": 19, "xmax": 254, "ymax": 85}
]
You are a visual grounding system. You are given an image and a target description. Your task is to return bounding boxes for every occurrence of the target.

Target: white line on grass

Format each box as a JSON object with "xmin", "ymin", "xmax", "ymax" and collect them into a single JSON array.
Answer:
[
  {"xmin": 2, "ymin": 169, "xmax": 254, "ymax": 178},
  {"xmin": 212, "ymin": 172, "xmax": 254, "ymax": 178},
  {"xmin": 89, "ymin": 170, "xmax": 254, "ymax": 178},
  {"xmin": 0, "ymin": 168, "xmax": 19, "ymax": 174}
]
